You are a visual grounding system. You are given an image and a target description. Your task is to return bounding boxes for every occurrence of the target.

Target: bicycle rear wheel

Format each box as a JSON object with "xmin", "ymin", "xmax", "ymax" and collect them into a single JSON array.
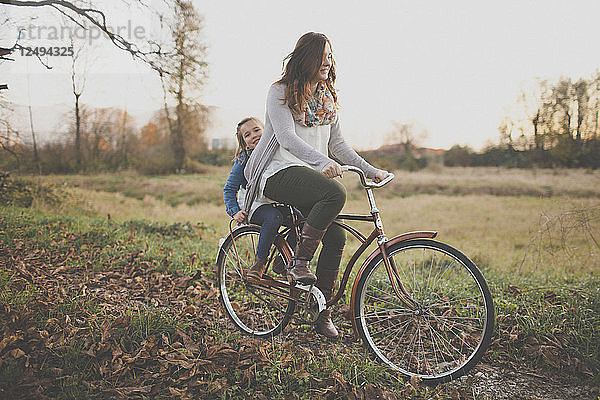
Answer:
[
  {"xmin": 217, "ymin": 225, "xmax": 295, "ymax": 338},
  {"xmin": 354, "ymin": 239, "xmax": 494, "ymax": 384}
]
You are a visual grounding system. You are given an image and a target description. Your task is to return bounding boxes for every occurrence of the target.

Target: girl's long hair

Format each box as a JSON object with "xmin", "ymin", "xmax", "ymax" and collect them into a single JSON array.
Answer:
[
  {"xmin": 277, "ymin": 32, "xmax": 338, "ymax": 115},
  {"xmin": 233, "ymin": 117, "xmax": 262, "ymax": 161}
]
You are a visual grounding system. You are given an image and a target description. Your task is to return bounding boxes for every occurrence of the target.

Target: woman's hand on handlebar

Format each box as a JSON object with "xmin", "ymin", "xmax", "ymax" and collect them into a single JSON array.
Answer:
[
  {"xmin": 322, "ymin": 161, "xmax": 343, "ymax": 179},
  {"xmin": 232, "ymin": 210, "xmax": 247, "ymax": 223},
  {"xmin": 373, "ymin": 170, "xmax": 390, "ymax": 183}
]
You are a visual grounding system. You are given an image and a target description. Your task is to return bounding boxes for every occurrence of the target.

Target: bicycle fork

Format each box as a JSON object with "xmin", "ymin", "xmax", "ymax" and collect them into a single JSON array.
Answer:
[
  {"xmin": 379, "ymin": 241, "xmax": 419, "ymax": 310},
  {"xmin": 368, "ymin": 187, "xmax": 419, "ymax": 311}
]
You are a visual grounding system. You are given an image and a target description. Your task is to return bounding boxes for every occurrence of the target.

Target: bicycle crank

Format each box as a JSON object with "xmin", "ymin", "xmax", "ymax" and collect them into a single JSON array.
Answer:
[{"xmin": 295, "ymin": 283, "xmax": 326, "ymax": 323}]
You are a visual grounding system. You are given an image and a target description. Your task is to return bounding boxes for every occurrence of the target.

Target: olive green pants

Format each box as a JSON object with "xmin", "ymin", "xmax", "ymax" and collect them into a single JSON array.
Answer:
[{"xmin": 264, "ymin": 166, "xmax": 346, "ymax": 273}]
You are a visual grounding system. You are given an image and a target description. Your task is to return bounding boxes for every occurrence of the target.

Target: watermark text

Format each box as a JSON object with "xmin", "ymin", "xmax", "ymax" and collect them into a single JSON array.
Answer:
[{"xmin": 18, "ymin": 21, "xmax": 147, "ymax": 45}]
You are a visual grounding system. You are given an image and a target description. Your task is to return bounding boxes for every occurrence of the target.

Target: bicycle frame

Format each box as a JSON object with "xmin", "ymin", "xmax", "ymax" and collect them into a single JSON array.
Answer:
[
  {"xmin": 222, "ymin": 166, "xmax": 438, "ymax": 337},
  {"xmin": 275, "ymin": 213, "xmax": 437, "ymax": 337}
]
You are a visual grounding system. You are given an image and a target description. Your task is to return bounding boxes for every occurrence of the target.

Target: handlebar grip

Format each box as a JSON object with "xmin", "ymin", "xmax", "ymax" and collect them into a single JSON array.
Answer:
[{"xmin": 340, "ymin": 165, "xmax": 394, "ymax": 188}]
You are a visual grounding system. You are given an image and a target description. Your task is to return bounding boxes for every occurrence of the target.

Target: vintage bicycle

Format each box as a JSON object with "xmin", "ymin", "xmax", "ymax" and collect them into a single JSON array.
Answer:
[{"xmin": 216, "ymin": 166, "xmax": 494, "ymax": 384}]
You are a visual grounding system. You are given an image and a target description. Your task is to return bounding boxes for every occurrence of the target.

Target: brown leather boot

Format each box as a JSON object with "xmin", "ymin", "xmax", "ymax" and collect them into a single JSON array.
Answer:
[
  {"xmin": 315, "ymin": 309, "xmax": 339, "ymax": 338},
  {"xmin": 315, "ymin": 268, "xmax": 340, "ymax": 338},
  {"xmin": 286, "ymin": 223, "xmax": 325, "ymax": 285},
  {"xmin": 271, "ymin": 255, "xmax": 286, "ymax": 276},
  {"xmin": 246, "ymin": 257, "xmax": 267, "ymax": 283}
]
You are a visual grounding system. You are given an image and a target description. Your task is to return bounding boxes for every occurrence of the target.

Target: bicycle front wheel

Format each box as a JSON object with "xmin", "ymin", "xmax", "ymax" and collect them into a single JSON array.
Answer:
[
  {"xmin": 354, "ymin": 239, "xmax": 494, "ymax": 384},
  {"xmin": 217, "ymin": 225, "xmax": 295, "ymax": 338}
]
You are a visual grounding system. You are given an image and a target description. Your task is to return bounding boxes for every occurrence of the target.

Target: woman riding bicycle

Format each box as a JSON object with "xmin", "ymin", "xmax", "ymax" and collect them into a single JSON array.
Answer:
[{"xmin": 243, "ymin": 32, "xmax": 389, "ymax": 338}]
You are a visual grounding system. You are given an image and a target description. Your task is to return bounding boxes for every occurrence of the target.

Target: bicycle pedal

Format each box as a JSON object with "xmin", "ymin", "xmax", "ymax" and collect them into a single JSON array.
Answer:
[{"xmin": 286, "ymin": 273, "xmax": 297, "ymax": 285}]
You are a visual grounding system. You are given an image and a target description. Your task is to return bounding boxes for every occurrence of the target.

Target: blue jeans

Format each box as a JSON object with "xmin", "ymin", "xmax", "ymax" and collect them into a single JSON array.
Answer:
[{"xmin": 249, "ymin": 204, "xmax": 299, "ymax": 260}]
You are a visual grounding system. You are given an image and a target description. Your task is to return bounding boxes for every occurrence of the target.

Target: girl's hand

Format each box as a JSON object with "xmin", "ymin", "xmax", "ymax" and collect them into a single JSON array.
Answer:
[
  {"xmin": 322, "ymin": 161, "xmax": 343, "ymax": 179},
  {"xmin": 232, "ymin": 210, "xmax": 248, "ymax": 223},
  {"xmin": 373, "ymin": 170, "xmax": 390, "ymax": 183}
]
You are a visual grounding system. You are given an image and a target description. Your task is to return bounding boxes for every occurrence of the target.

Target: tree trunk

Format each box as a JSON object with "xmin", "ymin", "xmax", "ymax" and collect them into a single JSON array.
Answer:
[
  {"xmin": 172, "ymin": 58, "xmax": 186, "ymax": 172},
  {"xmin": 27, "ymin": 103, "xmax": 41, "ymax": 174},
  {"xmin": 595, "ymin": 104, "xmax": 599, "ymax": 140},
  {"xmin": 74, "ymin": 94, "xmax": 82, "ymax": 170},
  {"xmin": 532, "ymin": 110, "xmax": 540, "ymax": 150},
  {"xmin": 172, "ymin": 114, "xmax": 185, "ymax": 172}
]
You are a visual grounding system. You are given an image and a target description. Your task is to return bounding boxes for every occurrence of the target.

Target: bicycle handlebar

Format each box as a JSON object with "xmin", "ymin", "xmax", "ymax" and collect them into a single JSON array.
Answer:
[{"xmin": 340, "ymin": 165, "xmax": 394, "ymax": 188}]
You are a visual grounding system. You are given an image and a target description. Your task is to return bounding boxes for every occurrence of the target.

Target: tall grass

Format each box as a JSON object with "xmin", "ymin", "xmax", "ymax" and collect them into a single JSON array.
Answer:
[{"xmin": 32, "ymin": 167, "xmax": 599, "ymax": 279}]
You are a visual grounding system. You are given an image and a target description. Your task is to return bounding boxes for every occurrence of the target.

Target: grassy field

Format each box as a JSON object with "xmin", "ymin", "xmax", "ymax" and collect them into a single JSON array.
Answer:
[
  {"xmin": 1, "ymin": 166, "xmax": 599, "ymax": 399},
  {"xmin": 35, "ymin": 166, "xmax": 600, "ymax": 278}
]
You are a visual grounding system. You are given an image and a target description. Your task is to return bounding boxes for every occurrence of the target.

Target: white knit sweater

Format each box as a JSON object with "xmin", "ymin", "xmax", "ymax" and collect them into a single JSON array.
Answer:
[{"xmin": 244, "ymin": 83, "xmax": 383, "ymax": 217}]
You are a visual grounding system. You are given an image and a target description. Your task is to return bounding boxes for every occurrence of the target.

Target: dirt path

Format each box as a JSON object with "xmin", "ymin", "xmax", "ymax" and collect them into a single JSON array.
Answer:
[{"xmin": 449, "ymin": 363, "xmax": 599, "ymax": 400}]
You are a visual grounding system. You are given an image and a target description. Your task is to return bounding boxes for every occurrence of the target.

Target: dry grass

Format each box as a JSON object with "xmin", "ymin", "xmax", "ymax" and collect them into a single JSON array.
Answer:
[
  {"xmin": 376, "ymin": 166, "xmax": 600, "ymax": 198},
  {"xmin": 371, "ymin": 195, "xmax": 599, "ymax": 277},
  {"xmin": 32, "ymin": 166, "xmax": 599, "ymax": 279},
  {"xmin": 5, "ymin": 169, "xmax": 600, "ymax": 392}
]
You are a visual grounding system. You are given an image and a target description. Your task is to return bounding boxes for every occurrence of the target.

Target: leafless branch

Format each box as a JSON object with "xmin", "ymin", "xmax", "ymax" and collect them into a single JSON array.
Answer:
[
  {"xmin": 1, "ymin": 0, "xmax": 171, "ymax": 73},
  {"xmin": 519, "ymin": 205, "xmax": 600, "ymax": 274},
  {"xmin": 13, "ymin": 44, "xmax": 53, "ymax": 69},
  {"xmin": 0, "ymin": 120, "xmax": 21, "ymax": 161},
  {"xmin": 50, "ymin": 3, "xmax": 86, "ymax": 29}
]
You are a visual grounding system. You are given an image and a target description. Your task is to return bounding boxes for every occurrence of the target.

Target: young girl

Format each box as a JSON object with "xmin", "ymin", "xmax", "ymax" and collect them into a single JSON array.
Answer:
[{"xmin": 223, "ymin": 117, "xmax": 296, "ymax": 282}]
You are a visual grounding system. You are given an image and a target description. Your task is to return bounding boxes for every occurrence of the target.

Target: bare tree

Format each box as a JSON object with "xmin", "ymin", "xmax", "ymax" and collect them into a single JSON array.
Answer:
[
  {"xmin": 0, "ymin": 47, "xmax": 11, "ymax": 90},
  {"xmin": 0, "ymin": 97, "xmax": 21, "ymax": 164},
  {"xmin": 573, "ymin": 79, "xmax": 589, "ymax": 144},
  {"xmin": 26, "ymin": 89, "xmax": 40, "ymax": 173},
  {"xmin": 70, "ymin": 43, "xmax": 83, "ymax": 169},
  {"xmin": 498, "ymin": 113, "xmax": 515, "ymax": 148},
  {"xmin": 591, "ymin": 71, "xmax": 600, "ymax": 140},
  {"xmin": 519, "ymin": 205, "xmax": 600, "ymax": 275},
  {"xmin": 385, "ymin": 120, "xmax": 427, "ymax": 152},
  {"xmin": 515, "ymin": 79, "xmax": 549, "ymax": 150},
  {"xmin": 0, "ymin": 0, "xmax": 170, "ymax": 72},
  {"xmin": 61, "ymin": 105, "xmax": 138, "ymax": 169},
  {"xmin": 157, "ymin": 0, "xmax": 208, "ymax": 172},
  {"xmin": 67, "ymin": 36, "xmax": 93, "ymax": 170}
]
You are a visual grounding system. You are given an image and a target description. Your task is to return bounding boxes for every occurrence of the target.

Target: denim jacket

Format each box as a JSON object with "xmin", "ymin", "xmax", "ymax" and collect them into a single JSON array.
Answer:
[{"xmin": 223, "ymin": 151, "xmax": 249, "ymax": 216}]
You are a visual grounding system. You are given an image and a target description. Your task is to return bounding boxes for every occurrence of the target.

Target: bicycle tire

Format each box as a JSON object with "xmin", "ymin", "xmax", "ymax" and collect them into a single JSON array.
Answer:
[
  {"xmin": 354, "ymin": 239, "xmax": 494, "ymax": 384},
  {"xmin": 217, "ymin": 225, "xmax": 295, "ymax": 338}
]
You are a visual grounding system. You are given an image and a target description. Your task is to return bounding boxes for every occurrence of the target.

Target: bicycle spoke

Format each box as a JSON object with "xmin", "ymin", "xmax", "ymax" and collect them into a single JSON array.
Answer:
[
  {"xmin": 380, "ymin": 318, "xmax": 415, "ymax": 356},
  {"xmin": 218, "ymin": 228, "xmax": 293, "ymax": 337},
  {"xmin": 424, "ymin": 251, "xmax": 436, "ymax": 295},
  {"xmin": 365, "ymin": 313, "xmax": 414, "ymax": 331},
  {"xmin": 224, "ymin": 250, "xmax": 245, "ymax": 278},
  {"xmin": 427, "ymin": 295, "xmax": 483, "ymax": 309},
  {"xmin": 369, "ymin": 317, "xmax": 413, "ymax": 339},
  {"xmin": 426, "ymin": 321, "xmax": 446, "ymax": 370},
  {"xmin": 365, "ymin": 291, "xmax": 412, "ymax": 310},
  {"xmin": 363, "ymin": 307, "xmax": 415, "ymax": 319},
  {"xmin": 357, "ymin": 241, "xmax": 493, "ymax": 383},
  {"xmin": 427, "ymin": 315, "xmax": 482, "ymax": 340},
  {"xmin": 427, "ymin": 321, "xmax": 464, "ymax": 360},
  {"xmin": 429, "ymin": 258, "xmax": 458, "ymax": 293},
  {"xmin": 396, "ymin": 257, "xmax": 415, "ymax": 295},
  {"xmin": 428, "ymin": 314, "xmax": 478, "ymax": 351}
]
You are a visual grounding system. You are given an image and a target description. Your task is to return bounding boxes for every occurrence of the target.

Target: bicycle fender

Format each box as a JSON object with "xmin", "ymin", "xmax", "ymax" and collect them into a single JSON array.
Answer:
[
  {"xmin": 215, "ymin": 237, "xmax": 227, "ymax": 264},
  {"xmin": 295, "ymin": 283, "xmax": 327, "ymax": 314},
  {"xmin": 215, "ymin": 223, "xmax": 262, "ymax": 264},
  {"xmin": 349, "ymin": 231, "xmax": 437, "ymax": 338}
]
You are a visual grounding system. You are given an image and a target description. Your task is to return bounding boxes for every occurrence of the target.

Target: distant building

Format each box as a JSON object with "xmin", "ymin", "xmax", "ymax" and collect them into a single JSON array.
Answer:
[{"xmin": 210, "ymin": 137, "xmax": 237, "ymax": 151}]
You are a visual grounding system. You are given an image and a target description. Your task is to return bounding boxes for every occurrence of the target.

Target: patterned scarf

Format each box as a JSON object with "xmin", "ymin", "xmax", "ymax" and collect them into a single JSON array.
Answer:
[{"xmin": 293, "ymin": 82, "xmax": 337, "ymax": 127}]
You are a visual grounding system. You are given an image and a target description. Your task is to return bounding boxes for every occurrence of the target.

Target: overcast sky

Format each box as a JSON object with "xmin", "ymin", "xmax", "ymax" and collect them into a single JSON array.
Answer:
[{"xmin": 3, "ymin": 0, "xmax": 600, "ymax": 150}]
